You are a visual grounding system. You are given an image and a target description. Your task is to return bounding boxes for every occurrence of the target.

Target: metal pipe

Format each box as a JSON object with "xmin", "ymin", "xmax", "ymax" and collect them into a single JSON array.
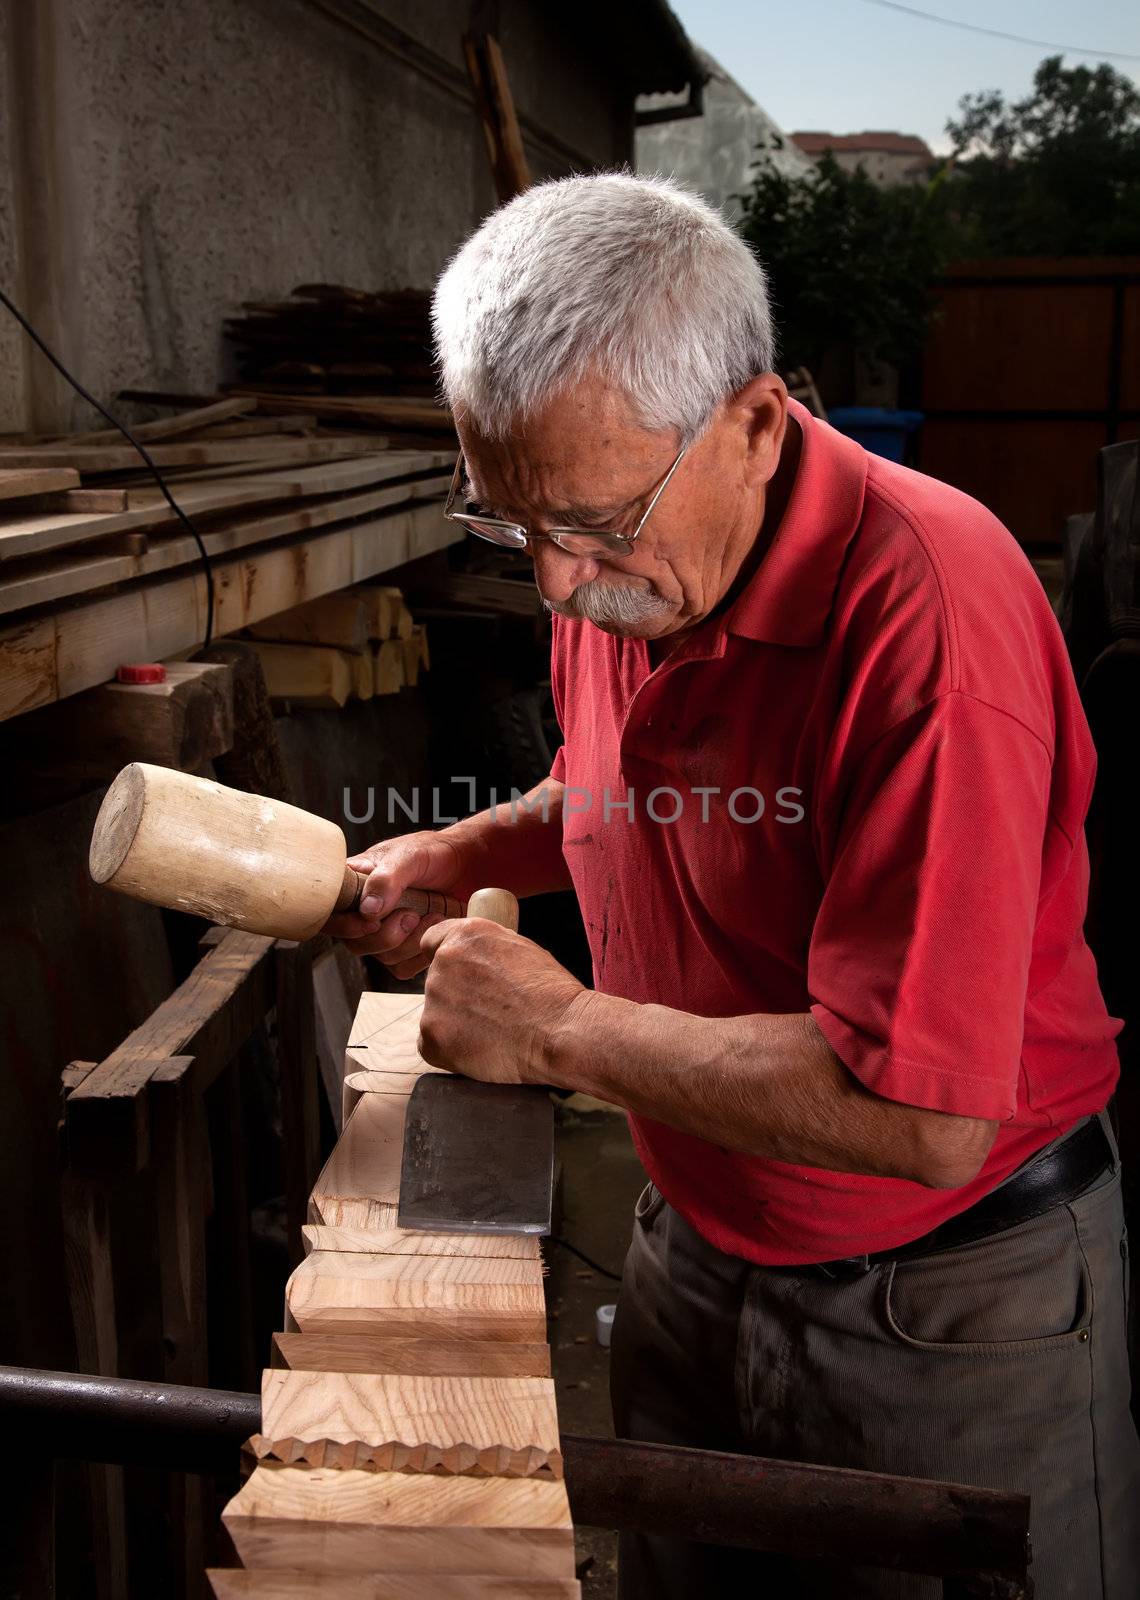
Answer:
[{"xmin": 0, "ymin": 1366, "xmax": 1029, "ymax": 1595}]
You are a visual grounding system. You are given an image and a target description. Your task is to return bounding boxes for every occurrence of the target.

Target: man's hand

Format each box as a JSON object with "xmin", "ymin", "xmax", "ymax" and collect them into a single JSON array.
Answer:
[
  {"xmin": 323, "ymin": 830, "xmax": 468, "ymax": 980},
  {"xmin": 418, "ymin": 915, "xmax": 585, "ymax": 1085}
]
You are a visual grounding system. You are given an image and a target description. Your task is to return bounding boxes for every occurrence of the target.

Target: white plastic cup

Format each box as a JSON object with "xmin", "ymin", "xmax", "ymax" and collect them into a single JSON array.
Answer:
[{"xmin": 595, "ymin": 1302, "xmax": 617, "ymax": 1348}]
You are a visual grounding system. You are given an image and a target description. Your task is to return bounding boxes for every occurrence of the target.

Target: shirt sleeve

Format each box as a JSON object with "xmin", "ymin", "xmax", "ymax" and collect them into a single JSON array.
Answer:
[{"xmin": 809, "ymin": 690, "xmax": 1053, "ymax": 1121}]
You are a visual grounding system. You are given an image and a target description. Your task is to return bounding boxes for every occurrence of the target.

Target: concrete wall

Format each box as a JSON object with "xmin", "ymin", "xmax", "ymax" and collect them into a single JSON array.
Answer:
[
  {"xmin": 637, "ymin": 48, "xmax": 811, "ymax": 223},
  {"xmin": 0, "ymin": 0, "xmax": 634, "ymax": 431}
]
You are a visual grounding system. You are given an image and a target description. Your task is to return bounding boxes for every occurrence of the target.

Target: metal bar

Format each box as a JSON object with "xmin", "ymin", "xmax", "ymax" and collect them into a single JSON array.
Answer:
[{"xmin": 0, "ymin": 1367, "xmax": 1030, "ymax": 1591}]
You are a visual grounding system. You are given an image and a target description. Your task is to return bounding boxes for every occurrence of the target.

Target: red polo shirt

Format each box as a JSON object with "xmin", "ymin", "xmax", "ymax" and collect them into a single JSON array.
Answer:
[{"xmin": 549, "ymin": 399, "xmax": 1120, "ymax": 1265}]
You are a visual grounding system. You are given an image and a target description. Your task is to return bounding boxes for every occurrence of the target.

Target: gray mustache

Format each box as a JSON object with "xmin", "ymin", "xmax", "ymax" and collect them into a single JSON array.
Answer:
[{"xmin": 544, "ymin": 580, "xmax": 672, "ymax": 628}]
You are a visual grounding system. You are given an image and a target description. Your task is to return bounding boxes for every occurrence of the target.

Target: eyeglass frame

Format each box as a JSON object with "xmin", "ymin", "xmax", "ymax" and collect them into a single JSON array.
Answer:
[{"xmin": 443, "ymin": 442, "xmax": 688, "ymax": 559}]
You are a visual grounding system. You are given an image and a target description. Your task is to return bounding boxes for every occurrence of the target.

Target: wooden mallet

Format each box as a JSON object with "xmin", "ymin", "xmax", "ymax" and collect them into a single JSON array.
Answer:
[{"xmin": 89, "ymin": 761, "xmax": 462, "ymax": 939}]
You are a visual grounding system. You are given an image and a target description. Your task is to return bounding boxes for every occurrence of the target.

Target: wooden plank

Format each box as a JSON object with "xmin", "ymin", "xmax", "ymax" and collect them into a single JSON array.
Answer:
[
  {"xmin": 371, "ymin": 638, "xmax": 405, "ymax": 696},
  {"xmin": 0, "ymin": 435, "xmax": 375, "ymax": 474},
  {"xmin": 252, "ymin": 643, "xmax": 354, "ymax": 709},
  {"xmin": 0, "ymin": 465, "xmax": 80, "ymax": 501},
  {"xmin": 65, "ymin": 932, "xmax": 275, "ymax": 1172},
  {"xmin": 275, "ymin": 942, "xmax": 323, "ymax": 1264},
  {"xmin": 233, "ymin": 391, "xmax": 454, "ymax": 433},
  {"xmin": 61, "ymin": 397, "xmax": 257, "ymax": 447},
  {"xmin": 0, "ymin": 471, "xmax": 450, "ymax": 615},
  {"xmin": 208, "ymin": 1568, "xmax": 580, "ymax": 1598},
  {"xmin": 270, "ymin": 1330, "xmax": 550, "ymax": 1378},
  {"xmin": 251, "ymin": 1368, "xmax": 562, "ymax": 1477},
  {"xmin": 221, "ymin": 1467, "xmax": 574, "ymax": 1578},
  {"xmin": 285, "ymin": 1249, "xmax": 547, "ymax": 1343},
  {"xmin": 301, "ymin": 1224, "xmax": 540, "ymax": 1262},
  {"xmin": 246, "ymin": 593, "xmax": 369, "ymax": 652},
  {"xmin": 187, "ymin": 416, "xmax": 317, "ymax": 440},
  {"xmin": 21, "ymin": 660, "xmax": 234, "ymax": 774},
  {"xmin": 0, "ymin": 449, "xmax": 445, "ymax": 566},
  {"xmin": 0, "ymin": 498, "xmax": 461, "ymax": 720}
]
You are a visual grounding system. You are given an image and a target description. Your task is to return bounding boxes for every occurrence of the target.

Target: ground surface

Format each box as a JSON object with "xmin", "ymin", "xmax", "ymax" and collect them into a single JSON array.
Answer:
[{"xmin": 547, "ymin": 1095, "xmax": 647, "ymax": 1599}]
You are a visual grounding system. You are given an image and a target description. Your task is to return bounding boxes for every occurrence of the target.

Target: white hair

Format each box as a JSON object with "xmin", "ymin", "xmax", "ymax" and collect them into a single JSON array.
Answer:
[{"xmin": 432, "ymin": 172, "xmax": 774, "ymax": 445}]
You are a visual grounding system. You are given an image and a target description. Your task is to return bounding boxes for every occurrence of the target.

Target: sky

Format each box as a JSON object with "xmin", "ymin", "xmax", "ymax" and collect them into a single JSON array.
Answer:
[{"xmin": 668, "ymin": 0, "xmax": 1140, "ymax": 151}]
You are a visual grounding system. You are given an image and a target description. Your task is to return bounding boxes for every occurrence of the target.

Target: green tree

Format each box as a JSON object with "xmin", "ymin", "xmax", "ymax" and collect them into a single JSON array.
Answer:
[
  {"xmin": 735, "ymin": 143, "xmax": 953, "ymax": 373},
  {"xmin": 947, "ymin": 56, "xmax": 1140, "ymax": 255}
]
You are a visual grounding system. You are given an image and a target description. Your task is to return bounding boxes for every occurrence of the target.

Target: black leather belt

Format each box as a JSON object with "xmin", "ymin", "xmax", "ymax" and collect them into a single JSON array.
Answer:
[{"xmin": 795, "ymin": 1116, "xmax": 1113, "ymax": 1281}]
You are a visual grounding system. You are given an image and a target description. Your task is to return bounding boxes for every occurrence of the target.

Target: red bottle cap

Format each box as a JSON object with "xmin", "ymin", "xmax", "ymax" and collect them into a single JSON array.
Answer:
[{"xmin": 115, "ymin": 663, "xmax": 167, "ymax": 684}]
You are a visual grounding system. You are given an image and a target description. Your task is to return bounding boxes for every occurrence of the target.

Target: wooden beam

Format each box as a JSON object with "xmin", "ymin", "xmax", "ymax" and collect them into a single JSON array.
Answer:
[
  {"xmin": 285, "ymin": 1248, "xmax": 548, "ymax": 1343},
  {"xmin": 0, "ymin": 498, "xmax": 460, "ymax": 720},
  {"xmin": 0, "ymin": 466, "xmax": 80, "ymax": 501},
  {"xmin": 270, "ymin": 1330, "xmax": 551, "ymax": 1379},
  {"xmin": 246, "ymin": 593, "xmax": 370, "ymax": 652},
  {"xmin": 251, "ymin": 1368, "xmax": 562, "ymax": 1478},
  {"xmin": 0, "ymin": 435, "xmax": 376, "ymax": 474},
  {"xmin": 60, "ymin": 397, "xmax": 257, "ymax": 447},
  {"xmin": 231, "ymin": 392, "xmax": 453, "ymax": 434},
  {"xmin": 207, "ymin": 1567, "xmax": 581, "ymax": 1597},
  {"xmin": 251, "ymin": 643, "xmax": 355, "ymax": 709},
  {"xmin": 222, "ymin": 1467, "xmax": 574, "ymax": 1579},
  {"xmin": 0, "ymin": 450, "xmax": 448, "ymax": 567},
  {"xmin": 65, "ymin": 932, "xmax": 275, "ymax": 1172}
]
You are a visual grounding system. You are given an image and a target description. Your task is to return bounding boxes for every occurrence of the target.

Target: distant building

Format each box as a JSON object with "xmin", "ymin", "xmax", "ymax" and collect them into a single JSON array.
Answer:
[
  {"xmin": 791, "ymin": 130, "xmax": 935, "ymax": 187},
  {"xmin": 637, "ymin": 47, "xmax": 813, "ymax": 222}
]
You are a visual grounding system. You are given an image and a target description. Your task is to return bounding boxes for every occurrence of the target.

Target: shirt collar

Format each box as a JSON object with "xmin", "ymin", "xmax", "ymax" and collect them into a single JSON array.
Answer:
[{"xmin": 725, "ymin": 398, "xmax": 868, "ymax": 648}]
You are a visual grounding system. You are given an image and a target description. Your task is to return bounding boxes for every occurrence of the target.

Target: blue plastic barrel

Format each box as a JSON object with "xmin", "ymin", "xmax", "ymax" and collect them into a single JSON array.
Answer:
[{"xmin": 827, "ymin": 407, "xmax": 924, "ymax": 463}]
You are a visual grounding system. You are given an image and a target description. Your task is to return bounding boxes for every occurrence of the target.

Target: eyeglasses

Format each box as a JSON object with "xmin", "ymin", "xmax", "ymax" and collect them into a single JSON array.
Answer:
[{"xmin": 443, "ymin": 444, "xmax": 687, "ymax": 559}]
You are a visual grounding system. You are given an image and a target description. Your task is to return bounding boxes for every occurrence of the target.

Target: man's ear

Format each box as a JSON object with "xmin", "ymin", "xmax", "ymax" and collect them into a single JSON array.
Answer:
[{"xmin": 733, "ymin": 374, "xmax": 788, "ymax": 487}]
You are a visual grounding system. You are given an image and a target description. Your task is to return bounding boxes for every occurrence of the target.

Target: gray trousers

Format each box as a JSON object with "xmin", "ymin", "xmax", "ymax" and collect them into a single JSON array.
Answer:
[{"xmin": 610, "ymin": 1140, "xmax": 1140, "ymax": 1598}]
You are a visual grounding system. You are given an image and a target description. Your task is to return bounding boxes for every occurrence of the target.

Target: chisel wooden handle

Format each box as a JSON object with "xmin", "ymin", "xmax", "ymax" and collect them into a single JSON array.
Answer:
[
  {"xmin": 334, "ymin": 867, "xmax": 463, "ymax": 923},
  {"xmin": 90, "ymin": 762, "xmax": 462, "ymax": 941},
  {"xmin": 465, "ymin": 886, "xmax": 520, "ymax": 931}
]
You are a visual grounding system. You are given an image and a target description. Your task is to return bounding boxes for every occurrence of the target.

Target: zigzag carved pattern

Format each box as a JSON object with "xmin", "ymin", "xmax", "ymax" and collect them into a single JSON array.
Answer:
[{"xmin": 243, "ymin": 1433, "xmax": 563, "ymax": 1480}]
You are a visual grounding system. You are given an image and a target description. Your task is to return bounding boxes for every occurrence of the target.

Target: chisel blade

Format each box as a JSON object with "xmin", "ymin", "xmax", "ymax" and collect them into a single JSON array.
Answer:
[{"xmin": 397, "ymin": 1074, "xmax": 555, "ymax": 1236}]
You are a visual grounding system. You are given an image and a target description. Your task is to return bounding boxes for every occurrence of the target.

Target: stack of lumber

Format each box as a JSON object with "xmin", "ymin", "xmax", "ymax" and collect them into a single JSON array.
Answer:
[
  {"xmin": 225, "ymin": 285, "xmax": 436, "ymax": 399},
  {"xmin": 220, "ymin": 285, "xmax": 455, "ymax": 444},
  {"xmin": 245, "ymin": 587, "xmax": 430, "ymax": 707},
  {"xmin": 0, "ymin": 397, "xmax": 460, "ymax": 722},
  {"xmin": 212, "ymin": 993, "xmax": 579, "ymax": 1597}
]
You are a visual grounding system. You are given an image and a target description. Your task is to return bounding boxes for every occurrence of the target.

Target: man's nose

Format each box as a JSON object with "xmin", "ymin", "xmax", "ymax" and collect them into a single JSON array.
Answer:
[{"xmin": 530, "ymin": 541, "xmax": 600, "ymax": 603}]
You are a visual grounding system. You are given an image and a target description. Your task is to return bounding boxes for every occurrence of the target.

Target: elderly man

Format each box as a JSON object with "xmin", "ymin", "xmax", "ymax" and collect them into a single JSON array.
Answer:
[{"xmin": 331, "ymin": 174, "xmax": 1138, "ymax": 1597}]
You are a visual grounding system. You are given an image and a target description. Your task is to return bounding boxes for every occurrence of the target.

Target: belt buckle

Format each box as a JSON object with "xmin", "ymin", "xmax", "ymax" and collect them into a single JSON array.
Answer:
[{"xmin": 817, "ymin": 1254, "xmax": 872, "ymax": 1281}]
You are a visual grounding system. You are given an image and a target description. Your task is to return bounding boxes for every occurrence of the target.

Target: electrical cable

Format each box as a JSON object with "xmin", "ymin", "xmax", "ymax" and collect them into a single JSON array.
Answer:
[
  {"xmin": 855, "ymin": 0, "xmax": 1140, "ymax": 63},
  {"xmin": 550, "ymin": 1234, "xmax": 623, "ymax": 1281},
  {"xmin": 0, "ymin": 287, "xmax": 216, "ymax": 647}
]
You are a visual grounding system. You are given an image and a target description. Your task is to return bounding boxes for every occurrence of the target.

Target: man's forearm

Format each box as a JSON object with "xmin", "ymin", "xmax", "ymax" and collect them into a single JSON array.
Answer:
[
  {"xmin": 445, "ymin": 777, "xmax": 573, "ymax": 900},
  {"xmin": 545, "ymin": 993, "xmax": 997, "ymax": 1190}
]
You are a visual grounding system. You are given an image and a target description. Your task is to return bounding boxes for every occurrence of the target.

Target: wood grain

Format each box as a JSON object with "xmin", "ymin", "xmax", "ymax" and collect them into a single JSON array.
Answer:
[
  {"xmin": 222, "ymin": 1466, "xmax": 574, "ymax": 1578},
  {"xmin": 0, "ymin": 465, "xmax": 80, "ymax": 501},
  {"xmin": 270, "ymin": 1331, "xmax": 551, "ymax": 1379},
  {"xmin": 208, "ymin": 1567, "xmax": 581, "ymax": 1597},
  {"xmin": 301, "ymin": 1225, "xmax": 540, "ymax": 1262},
  {"xmin": 308, "ymin": 1091, "xmax": 408, "ymax": 1221},
  {"xmin": 286, "ymin": 1250, "xmax": 547, "ymax": 1343},
  {"xmin": 0, "ymin": 435, "xmax": 374, "ymax": 474},
  {"xmin": 252, "ymin": 1369, "xmax": 562, "ymax": 1478},
  {"xmin": 0, "ymin": 471, "xmax": 451, "ymax": 612},
  {"xmin": 0, "ymin": 499, "xmax": 459, "ymax": 721}
]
